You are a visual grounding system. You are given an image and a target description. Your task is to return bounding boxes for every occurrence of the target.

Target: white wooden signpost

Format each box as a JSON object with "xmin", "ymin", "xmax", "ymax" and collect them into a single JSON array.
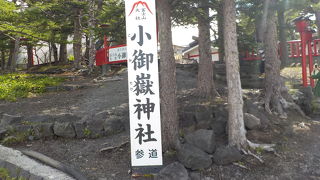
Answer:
[{"xmin": 125, "ymin": 0, "xmax": 163, "ymax": 167}]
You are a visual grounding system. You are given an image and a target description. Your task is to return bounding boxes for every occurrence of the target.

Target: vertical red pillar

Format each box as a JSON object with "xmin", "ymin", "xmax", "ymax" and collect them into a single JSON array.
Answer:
[{"xmin": 300, "ymin": 32, "xmax": 308, "ymax": 87}]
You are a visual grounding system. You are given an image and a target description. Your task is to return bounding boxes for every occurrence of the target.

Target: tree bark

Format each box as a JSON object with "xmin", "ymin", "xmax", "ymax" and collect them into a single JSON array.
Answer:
[
  {"xmin": 88, "ymin": 0, "xmax": 96, "ymax": 73},
  {"xmin": 223, "ymin": 0, "xmax": 247, "ymax": 149},
  {"xmin": 52, "ymin": 43, "xmax": 58, "ymax": 63},
  {"xmin": 27, "ymin": 44, "xmax": 34, "ymax": 68},
  {"xmin": 197, "ymin": 0, "xmax": 216, "ymax": 98},
  {"xmin": 73, "ymin": 8, "xmax": 82, "ymax": 69},
  {"xmin": 257, "ymin": 0, "xmax": 270, "ymax": 42},
  {"xmin": 59, "ymin": 43, "xmax": 68, "ymax": 63},
  {"xmin": 48, "ymin": 42, "xmax": 52, "ymax": 64},
  {"xmin": 217, "ymin": 1, "xmax": 224, "ymax": 62},
  {"xmin": 1, "ymin": 50, "xmax": 5, "ymax": 71},
  {"xmin": 278, "ymin": 6, "xmax": 288, "ymax": 68},
  {"xmin": 10, "ymin": 37, "xmax": 20, "ymax": 71},
  {"xmin": 157, "ymin": 0, "xmax": 179, "ymax": 151},
  {"xmin": 7, "ymin": 44, "xmax": 14, "ymax": 69},
  {"xmin": 264, "ymin": 0, "xmax": 286, "ymax": 118},
  {"xmin": 315, "ymin": 11, "xmax": 320, "ymax": 37}
]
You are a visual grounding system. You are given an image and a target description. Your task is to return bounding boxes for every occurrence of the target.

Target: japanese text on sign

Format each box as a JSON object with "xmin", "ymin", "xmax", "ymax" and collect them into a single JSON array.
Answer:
[{"xmin": 125, "ymin": 0, "xmax": 162, "ymax": 166}]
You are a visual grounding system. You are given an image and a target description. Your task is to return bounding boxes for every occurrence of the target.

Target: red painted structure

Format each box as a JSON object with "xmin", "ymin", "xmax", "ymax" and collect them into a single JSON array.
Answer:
[
  {"xmin": 95, "ymin": 35, "xmax": 127, "ymax": 66},
  {"xmin": 242, "ymin": 18, "xmax": 317, "ymax": 88}
]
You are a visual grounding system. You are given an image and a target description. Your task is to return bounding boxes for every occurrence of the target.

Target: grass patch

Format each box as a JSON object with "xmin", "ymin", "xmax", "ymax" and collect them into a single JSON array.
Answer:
[
  {"xmin": 0, "ymin": 73, "xmax": 65, "ymax": 101},
  {"xmin": 0, "ymin": 167, "xmax": 26, "ymax": 180}
]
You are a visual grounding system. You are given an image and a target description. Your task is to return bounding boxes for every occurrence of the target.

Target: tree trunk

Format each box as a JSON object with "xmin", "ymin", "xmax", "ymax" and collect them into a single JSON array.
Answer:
[
  {"xmin": 73, "ymin": 8, "xmax": 82, "ymax": 69},
  {"xmin": 27, "ymin": 44, "xmax": 34, "ymax": 68},
  {"xmin": 11, "ymin": 37, "xmax": 20, "ymax": 71},
  {"xmin": 59, "ymin": 43, "xmax": 68, "ymax": 63},
  {"xmin": 48, "ymin": 42, "xmax": 52, "ymax": 64},
  {"xmin": 278, "ymin": 6, "xmax": 288, "ymax": 68},
  {"xmin": 52, "ymin": 43, "xmax": 58, "ymax": 63},
  {"xmin": 223, "ymin": 0, "xmax": 247, "ymax": 149},
  {"xmin": 84, "ymin": 36, "xmax": 90, "ymax": 65},
  {"xmin": 157, "ymin": 0, "xmax": 179, "ymax": 151},
  {"xmin": 197, "ymin": 0, "xmax": 216, "ymax": 98},
  {"xmin": 315, "ymin": 11, "xmax": 320, "ymax": 37},
  {"xmin": 7, "ymin": 45, "xmax": 14, "ymax": 69},
  {"xmin": 217, "ymin": 1, "xmax": 224, "ymax": 62},
  {"xmin": 264, "ymin": 0, "xmax": 286, "ymax": 118},
  {"xmin": 257, "ymin": 0, "xmax": 270, "ymax": 42},
  {"xmin": 1, "ymin": 50, "xmax": 5, "ymax": 71},
  {"xmin": 88, "ymin": 0, "xmax": 96, "ymax": 73}
]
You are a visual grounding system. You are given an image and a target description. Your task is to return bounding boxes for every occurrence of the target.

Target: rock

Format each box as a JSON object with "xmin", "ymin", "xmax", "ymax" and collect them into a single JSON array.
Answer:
[
  {"xmin": 213, "ymin": 146, "xmax": 242, "ymax": 165},
  {"xmin": 86, "ymin": 119, "xmax": 105, "ymax": 138},
  {"xmin": 194, "ymin": 106, "xmax": 214, "ymax": 129},
  {"xmin": 53, "ymin": 122, "xmax": 75, "ymax": 138},
  {"xmin": 112, "ymin": 103, "xmax": 129, "ymax": 117},
  {"xmin": 24, "ymin": 115, "xmax": 55, "ymax": 123},
  {"xmin": 211, "ymin": 116, "xmax": 227, "ymax": 136},
  {"xmin": 103, "ymin": 116, "xmax": 125, "ymax": 136},
  {"xmin": 54, "ymin": 114, "xmax": 79, "ymax": 123},
  {"xmin": 247, "ymin": 130, "xmax": 273, "ymax": 144},
  {"xmin": 244, "ymin": 113, "xmax": 261, "ymax": 130},
  {"xmin": 296, "ymin": 87, "xmax": 313, "ymax": 115},
  {"xmin": 177, "ymin": 143, "xmax": 212, "ymax": 170},
  {"xmin": 33, "ymin": 123, "xmax": 54, "ymax": 139},
  {"xmin": 0, "ymin": 114, "xmax": 23, "ymax": 126},
  {"xmin": 74, "ymin": 121, "xmax": 87, "ymax": 139},
  {"xmin": 156, "ymin": 162, "xmax": 190, "ymax": 180},
  {"xmin": 0, "ymin": 128, "xmax": 7, "ymax": 139},
  {"xmin": 4, "ymin": 161, "xmax": 22, "ymax": 178},
  {"xmin": 189, "ymin": 172, "xmax": 201, "ymax": 180},
  {"xmin": 185, "ymin": 129, "xmax": 216, "ymax": 154},
  {"xmin": 244, "ymin": 99, "xmax": 269, "ymax": 127}
]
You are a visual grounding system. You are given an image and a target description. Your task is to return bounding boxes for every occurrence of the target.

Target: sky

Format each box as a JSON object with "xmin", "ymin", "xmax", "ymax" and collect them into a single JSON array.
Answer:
[{"xmin": 171, "ymin": 25, "xmax": 198, "ymax": 47}]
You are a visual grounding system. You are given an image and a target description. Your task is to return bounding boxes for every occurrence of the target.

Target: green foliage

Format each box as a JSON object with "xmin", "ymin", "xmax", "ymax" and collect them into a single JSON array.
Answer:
[
  {"xmin": 0, "ymin": 73, "xmax": 65, "ymax": 101},
  {"xmin": 0, "ymin": 167, "xmax": 26, "ymax": 180},
  {"xmin": 83, "ymin": 128, "xmax": 92, "ymax": 137}
]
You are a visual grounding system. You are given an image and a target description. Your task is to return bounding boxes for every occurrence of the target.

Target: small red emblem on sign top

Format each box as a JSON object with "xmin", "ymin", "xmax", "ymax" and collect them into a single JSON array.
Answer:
[{"xmin": 129, "ymin": 1, "xmax": 153, "ymax": 16}]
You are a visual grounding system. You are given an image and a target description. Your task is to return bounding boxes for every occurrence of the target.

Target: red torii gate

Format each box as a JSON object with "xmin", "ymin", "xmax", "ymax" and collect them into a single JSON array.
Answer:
[
  {"xmin": 293, "ymin": 17, "xmax": 315, "ymax": 87},
  {"xmin": 243, "ymin": 18, "xmax": 316, "ymax": 88}
]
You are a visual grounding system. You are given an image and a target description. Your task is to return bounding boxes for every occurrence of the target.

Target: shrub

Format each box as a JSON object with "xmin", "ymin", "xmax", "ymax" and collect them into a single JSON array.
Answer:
[{"xmin": 0, "ymin": 73, "xmax": 65, "ymax": 101}]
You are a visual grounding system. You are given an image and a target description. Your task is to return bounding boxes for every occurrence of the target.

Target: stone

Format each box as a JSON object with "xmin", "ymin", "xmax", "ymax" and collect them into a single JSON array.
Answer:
[
  {"xmin": 19, "ymin": 169, "xmax": 31, "ymax": 179},
  {"xmin": 211, "ymin": 116, "xmax": 227, "ymax": 136},
  {"xmin": 103, "ymin": 116, "xmax": 125, "ymax": 136},
  {"xmin": 112, "ymin": 103, "xmax": 129, "ymax": 117},
  {"xmin": 244, "ymin": 99, "xmax": 269, "ymax": 126},
  {"xmin": 4, "ymin": 161, "xmax": 22, "ymax": 178},
  {"xmin": 94, "ymin": 110, "xmax": 110, "ymax": 120},
  {"xmin": 54, "ymin": 114, "xmax": 79, "ymax": 123},
  {"xmin": 28, "ymin": 174, "xmax": 44, "ymax": 180},
  {"xmin": 74, "ymin": 121, "xmax": 87, "ymax": 139},
  {"xmin": 53, "ymin": 122, "xmax": 75, "ymax": 138},
  {"xmin": 33, "ymin": 123, "xmax": 54, "ymax": 139},
  {"xmin": 185, "ymin": 129, "xmax": 216, "ymax": 154},
  {"xmin": 297, "ymin": 87, "xmax": 313, "ymax": 115},
  {"xmin": 189, "ymin": 172, "xmax": 201, "ymax": 180},
  {"xmin": 86, "ymin": 119, "xmax": 105, "ymax": 138},
  {"xmin": 156, "ymin": 162, "xmax": 190, "ymax": 180},
  {"xmin": 24, "ymin": 115, "xmax": 55, "ymax": 123},
  {"xmin": 0, "ymin": 114, "xmax": 23, "ymax": 127},
  {"xmin": 194, "ymin": 106, "xmax": 214, "ymax": 129},
  {"xmin": 179, "ymin": 112, "xmax": 196, "ymax": 134},
  {"xmin": 244, "ymin": 113, "xmax": 261, "ymax": 130},
  {"xmin": 0, "ymin": 128, "xmax": 8, "ymax": 139},
  {"xmin": 177, "ymin": 143, "xmax": 212, "ymax": 170},
  {"xmin": 213, "ymin": 146, "xmax": 242, "ymax": 165}
]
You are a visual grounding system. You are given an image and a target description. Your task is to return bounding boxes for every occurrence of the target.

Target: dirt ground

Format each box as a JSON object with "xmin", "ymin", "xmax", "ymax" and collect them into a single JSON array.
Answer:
[{"xmin": 1, "ymin": 65, "xmax": 320, "ymax": 180}]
